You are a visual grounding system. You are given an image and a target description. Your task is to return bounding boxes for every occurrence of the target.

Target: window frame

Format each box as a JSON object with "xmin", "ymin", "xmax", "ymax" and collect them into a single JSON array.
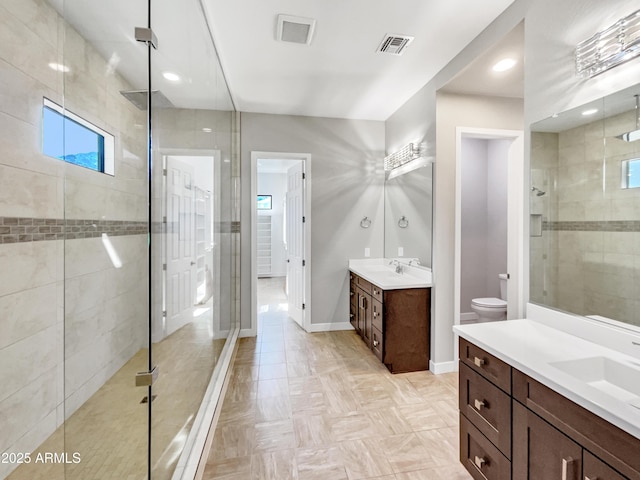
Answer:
[{"xmin": 43, "ymin": 98, "xmax": 115, "ymax": 175}]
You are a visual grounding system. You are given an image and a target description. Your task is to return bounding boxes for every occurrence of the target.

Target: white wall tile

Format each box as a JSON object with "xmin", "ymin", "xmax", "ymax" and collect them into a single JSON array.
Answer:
[
  {"xmin": 0, "ymin": 284, "xmax": 57, "ymax": 350},
  {"xmin": 0, "ymin": 241, "xmax": 60, "ymax": 297},
  {"xmin": 0, "ymin": 367, "xmax": 57, "ymax": 453}
]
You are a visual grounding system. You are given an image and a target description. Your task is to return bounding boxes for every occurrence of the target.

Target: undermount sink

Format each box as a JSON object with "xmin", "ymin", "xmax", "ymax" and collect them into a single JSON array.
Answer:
[{"xmin": 549, "ymin": 356, "xmax": 640, "ymax": 404}]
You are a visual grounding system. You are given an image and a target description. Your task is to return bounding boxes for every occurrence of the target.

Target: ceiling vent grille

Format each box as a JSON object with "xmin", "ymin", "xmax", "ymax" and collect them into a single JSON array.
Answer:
[
  {"xmin": 377, "ymin": 34, "xmax": 414, "ymax": 55},
  {"xmin": 277, "ymin": 14, "xmax": 316, "ymax": 45}
]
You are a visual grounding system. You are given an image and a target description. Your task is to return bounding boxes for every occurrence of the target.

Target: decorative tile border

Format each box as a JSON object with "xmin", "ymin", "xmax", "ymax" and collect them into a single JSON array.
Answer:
[
  {"xmin": 543, "ymin": 220, "xmax": 640, "ymax": 232},
  {"xmin": 0, "ymin": 217, "xmax": 147, "ymax": 244}
]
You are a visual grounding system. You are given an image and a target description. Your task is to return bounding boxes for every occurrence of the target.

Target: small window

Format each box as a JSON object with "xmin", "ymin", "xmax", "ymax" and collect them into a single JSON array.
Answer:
[
  {"xmin": 621, "ymin": 158, "xmax": 640, "ymax": 189},
  {"xmin": 42, "ymin": 98, "xmax": 115, "ymax": 175},
  {"xmin": 257, "ymin": 195, "xmax": 272, "ymax": 210}
]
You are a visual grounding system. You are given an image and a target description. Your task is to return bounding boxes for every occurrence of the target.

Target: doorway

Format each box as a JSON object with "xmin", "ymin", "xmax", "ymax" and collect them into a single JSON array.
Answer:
[
  {"xmin": 160, "ymin": 152, "xmax": 221, "ymax": 342},
  {"xmin": 251, "ymin": 152, "xmax": 311, "ymax": 335},
  {"xmin": 454, "ymin": 128, "xmax": 524, "ymax": 326}
]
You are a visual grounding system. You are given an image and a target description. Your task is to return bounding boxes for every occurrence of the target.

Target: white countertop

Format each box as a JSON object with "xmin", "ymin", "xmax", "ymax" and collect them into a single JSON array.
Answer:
[
  {"xmin": 349, "ymin": 258, "xmax": 432, "ymax": 290},
  {"xmin": 454, "ymin": 319, "xmax": 640, "ymax": 439}
]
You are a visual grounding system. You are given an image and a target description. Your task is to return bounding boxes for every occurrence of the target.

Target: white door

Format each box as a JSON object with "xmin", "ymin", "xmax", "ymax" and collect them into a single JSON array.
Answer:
[
  {"xmin": 286, "ymin": 162, "xmax": 305, "ymax": 329},
  {"xmin": 166, "ymin": 156, "xmax": 196, "ymax": 336}
]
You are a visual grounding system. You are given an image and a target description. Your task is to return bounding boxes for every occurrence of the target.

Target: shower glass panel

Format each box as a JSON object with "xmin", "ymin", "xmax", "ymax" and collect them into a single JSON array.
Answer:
[
  {"xmin": 1, "ymin": 0, "xmax": 237, "ymax": 478},
  {"xmin": 149, "ymin": 1, "xmax": 236, "ymax": 478},
  {"xmin": 60, "ymin": 0, "xmax": 151, "ymax": 479}
]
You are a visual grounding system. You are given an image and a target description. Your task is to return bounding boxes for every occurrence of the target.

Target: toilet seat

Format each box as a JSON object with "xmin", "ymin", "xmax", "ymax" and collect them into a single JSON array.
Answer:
[{"xmin": 471, "ymin": 297, "xmax": 507, "ymax": 308}]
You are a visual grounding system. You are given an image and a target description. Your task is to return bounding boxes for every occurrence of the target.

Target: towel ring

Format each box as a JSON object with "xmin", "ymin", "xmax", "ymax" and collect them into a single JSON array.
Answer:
[
  {"xmin": 360, "ymin": 216, "xmax": 371, "ymax": 228},
  {"xmin": 398, "ymin": 216, "xmax": 409, "ymax": 228}
]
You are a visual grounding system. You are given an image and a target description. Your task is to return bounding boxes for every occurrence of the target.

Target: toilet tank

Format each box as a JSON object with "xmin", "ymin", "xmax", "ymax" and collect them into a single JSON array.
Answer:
[{"xmin": 498, "ymin": 273, "xmax": 508, "ymax": 300}]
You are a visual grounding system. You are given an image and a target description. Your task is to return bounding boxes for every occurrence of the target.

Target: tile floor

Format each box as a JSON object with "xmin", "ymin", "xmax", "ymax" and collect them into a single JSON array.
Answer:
[{"xmin": 202, "ymin": 277, "xmax": 472, "ymax": 480}]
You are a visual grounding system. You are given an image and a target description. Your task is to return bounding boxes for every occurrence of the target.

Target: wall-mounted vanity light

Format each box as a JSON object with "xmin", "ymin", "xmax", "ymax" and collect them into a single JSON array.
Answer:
[
  {"xmin": 384, "ymin": 142, "xmax": 431, "ymax": 180},
  {"xmin": 576, "ymin": 9, "xmax": 640, "ymax": 78},
  {"xmin": 398, "ymin": 216, "xmax": 409, "ymax": 228},
  {"xmin": 360, "ymin": 216, "xmax": 372, "ymax": 228}
]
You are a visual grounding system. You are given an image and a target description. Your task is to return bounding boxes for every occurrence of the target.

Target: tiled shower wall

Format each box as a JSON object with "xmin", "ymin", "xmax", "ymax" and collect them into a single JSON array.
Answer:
[
  {"xmin": 0, "ymin": 0, "xmax": 148, "ymax": 474},
  {"xmin": 530, "ymin": 110, "xmax": 640, "ymax": 326}
]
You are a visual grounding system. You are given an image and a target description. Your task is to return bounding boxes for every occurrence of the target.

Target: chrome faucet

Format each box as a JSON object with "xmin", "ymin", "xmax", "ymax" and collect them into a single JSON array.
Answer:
[
  {"xmin": 389, "ymin": 259, "xmax": 403, "ymax": 274},
  {"xmin": 408, "ymin": 258, "xmax": 421, "ymax": 267}
]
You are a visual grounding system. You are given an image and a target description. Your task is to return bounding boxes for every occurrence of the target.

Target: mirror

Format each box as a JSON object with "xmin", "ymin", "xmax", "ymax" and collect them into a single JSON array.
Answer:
[
  {"xmin": 384, "ymin": 162, "xmax": 433, "ymax": 267},
  {"xmin": 530, "ymin": 84, "xmax": 640, "ymax": 329}
]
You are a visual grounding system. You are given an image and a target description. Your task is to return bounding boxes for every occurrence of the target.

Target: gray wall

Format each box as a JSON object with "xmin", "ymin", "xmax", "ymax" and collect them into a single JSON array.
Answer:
[
  {"xmin": 460, "ymin": 138, "xmax": 509, "ymax": 314},
  {"xmin": 461, "ymin": 138, "xmax": 490, "ymax": 312},
  {"xmin": 387, "ymin": 89, "xmax": 523, "ymax": 366},
  {"xmin": 241, "ymin": 113, "xmax": 385, "ymax": 329},
  {"xmin": 385, "ymin": 0, "xmax": 640, "ymax": 366}
]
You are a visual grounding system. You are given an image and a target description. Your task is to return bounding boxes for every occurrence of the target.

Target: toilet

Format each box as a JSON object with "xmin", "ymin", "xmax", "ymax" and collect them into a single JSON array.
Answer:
[{"xmin": 470, "ymin": 273, "xmax": 508, "ymax": 322}]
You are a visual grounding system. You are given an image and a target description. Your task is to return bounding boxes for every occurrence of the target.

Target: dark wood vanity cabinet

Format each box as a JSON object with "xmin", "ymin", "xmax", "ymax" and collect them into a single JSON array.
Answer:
[
  {"xmin": 458, "ymin": 338, "xmax": 640, "ymax": 480},
  {"xmin": 349, "ymin": 271, "xmax": 430, "ymax": 373},
  {"xmin": 512, "ymin": 401, "xmax": 582, "ymax": 480}
]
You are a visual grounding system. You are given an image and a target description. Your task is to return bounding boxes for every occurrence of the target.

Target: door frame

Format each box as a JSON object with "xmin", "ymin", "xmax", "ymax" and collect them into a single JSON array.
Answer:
[
  {"xmin": 453, "ymin": 127, "xmax": 525, "ymax": 334},
  {"xmin": 251, "ymin": 151, "xmax": 312, "ymax": 334}
]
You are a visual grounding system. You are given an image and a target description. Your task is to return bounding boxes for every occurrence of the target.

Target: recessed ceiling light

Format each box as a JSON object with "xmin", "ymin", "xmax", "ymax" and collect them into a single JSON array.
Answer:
[
  {"xmin": 48, "ymin": 62, "xmax": 70, "ymax": 72},
  {"xmin": 492, "ymin": 58, "xmax": 517, "ymax": 72},
  {"xmin": 582, "ymin": 108, "xmax": 598, "ymax": 116},
  {"xmin": 162, "ymin": 71, "xmax": 181, "ymax": 82},
  {"xmin": 202, "ymin": 127, "xmax": 212, "ymax": 133}
]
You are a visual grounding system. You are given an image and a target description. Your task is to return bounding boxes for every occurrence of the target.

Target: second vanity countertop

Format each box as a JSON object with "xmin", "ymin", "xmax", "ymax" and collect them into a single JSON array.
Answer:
[
  {"xmin": 454, "ymin": 319, "xmax": 640, "ymax": 440},
  {"xmin": 349, "ymin": 258, "xmax": 432, "ymax": 290}
]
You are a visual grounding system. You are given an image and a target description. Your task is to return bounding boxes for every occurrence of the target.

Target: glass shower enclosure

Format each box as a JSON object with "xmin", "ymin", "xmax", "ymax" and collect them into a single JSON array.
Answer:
[{"xmin": 0, "ymin": 0, "xmax": 238, "ymax": 479}]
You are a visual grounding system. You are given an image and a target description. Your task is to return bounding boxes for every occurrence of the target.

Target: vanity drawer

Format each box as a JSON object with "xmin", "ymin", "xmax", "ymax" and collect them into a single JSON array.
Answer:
[
  {"xmin": 371, "ymin": 284, "xmax": 383, "ymax": 302},
  {"xmin": 460, "ymin": 363, "xmax": 511, "ymax": 458},
  {"xmin": 371, "ymin": 299, "xmax": 383, "ymax": 331},
  {"xmin": 353, "ymin": 274, "xmax": 372, "ymax": 294},
  {"xmin": 371, "ymin": 327, "xmax": 383, "ymax": 361},
  {"xmin": 460, "ymin": 338, "xmax": 511, "ymax": 394},
  {"xmin": 460, "ymin": 414, "xmax": 511, "ymax": 480},
  {"xmin": 584, "ymin": 451, "xmax": 627, "ymax": 480}
]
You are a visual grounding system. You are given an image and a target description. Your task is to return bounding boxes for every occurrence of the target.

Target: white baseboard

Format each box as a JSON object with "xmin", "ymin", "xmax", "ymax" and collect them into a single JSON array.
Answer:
[
  {"xmin": 429, "ymin": 359, "xmax": 457, "ymax": 374},
  {"xmin": 308, "ymin": 322, "xmax": 354, "ymax": 332},
  {"xmin": 460, "ymin": 312, "xmax": 478, "ymax": 324},
  {"xmin": 239, "ymin": 328, "xmax": 257, "ymax": 338}
]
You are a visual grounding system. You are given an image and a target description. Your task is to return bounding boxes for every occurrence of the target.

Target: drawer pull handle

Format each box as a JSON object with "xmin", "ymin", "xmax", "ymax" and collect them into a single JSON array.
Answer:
[
  {"xmin": 474, "ymin": 456, "xmax": 486, "ymax": 469},
  {"xmin": 373, "ymin": 312, "xmax": 378, "ymax": 318},
  {"xmin": 474, "ymin": 399, "xmax": 486, "ymax": 410},
  {"xmin": 373, "ymin": 340, "xmax": 379, "ymax": 347},
  {"xmin": 473, "ymin": 356, "xmax": 485, "ymax": 367},
  {"xmin": 349, "ymin": 314, "xmax": 354, "ymax": 319},
  {"xmin": 350, "ymin": 292, "xmax": 354, "ymax": 297},
  {"xmin": 561, "ymin": 457, "xmax": 574, "ymax": 480}
]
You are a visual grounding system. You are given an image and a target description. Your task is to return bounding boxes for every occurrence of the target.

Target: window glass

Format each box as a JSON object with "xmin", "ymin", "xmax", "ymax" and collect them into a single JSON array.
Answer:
[
  {"xmin": 257, "ymin": 195, "xmax": 272, "ymax": 210},
  {"xmin": 42, "ymin": 98, "xmax": 115, "ymax": 175}
]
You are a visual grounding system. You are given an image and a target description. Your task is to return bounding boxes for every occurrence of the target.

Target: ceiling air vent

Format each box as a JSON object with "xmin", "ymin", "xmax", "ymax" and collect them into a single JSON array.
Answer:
[
  {"xmin": 277, "ymin": 14, "xmax": 316, "ymax": 45},
  {"xmin": 377, "ymin": 34, "xmax": 414, "ymax": 55}
]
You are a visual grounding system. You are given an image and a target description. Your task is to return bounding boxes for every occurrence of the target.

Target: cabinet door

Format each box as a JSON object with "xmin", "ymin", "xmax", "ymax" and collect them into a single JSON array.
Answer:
[
  {"xmin": 584, "ymin": 451, "xmax": 629, "ymax": 480},
  {"xmin": 358, "ymin": 290, "xmax": 372, "ymax": 347},
  {"xmin": 513, "ymin": 402, "xmax": 582, "ymax": 480}
]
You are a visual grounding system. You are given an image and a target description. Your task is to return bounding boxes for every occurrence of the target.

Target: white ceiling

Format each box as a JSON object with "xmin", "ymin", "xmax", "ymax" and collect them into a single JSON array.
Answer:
[
  {"xmin": 440, "ymin": 22, "xmax": 524, "ymax": 99},
  {"xmin": 53, "ymin": 0, "xmax": 518, "ymax": 120},
  {"xmin": 203, "ymin": 0, "xmax": 517, "ymax": 120}
]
